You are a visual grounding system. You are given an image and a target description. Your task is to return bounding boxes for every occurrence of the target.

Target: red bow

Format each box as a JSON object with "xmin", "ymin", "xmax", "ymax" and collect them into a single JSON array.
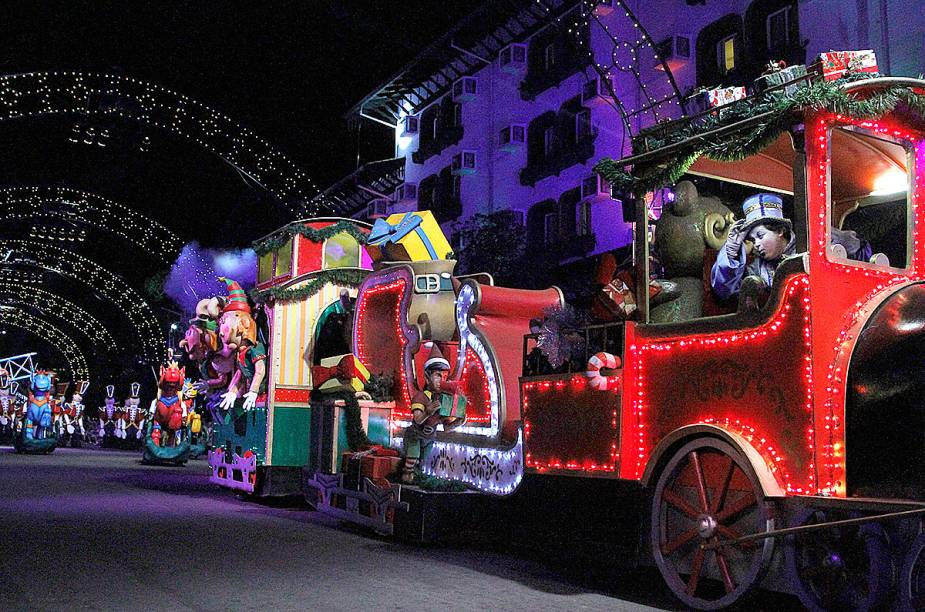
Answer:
[{"xmin": 311, "ymin": 356, "xmax": 358, "ymax": 386}]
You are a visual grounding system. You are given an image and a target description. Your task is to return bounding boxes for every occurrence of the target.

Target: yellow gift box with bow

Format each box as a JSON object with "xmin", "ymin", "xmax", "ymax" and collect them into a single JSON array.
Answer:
[
  {"xmin": 310, "ymin": 353, "xmax": 371, "ymax": 394},
  {"xmin": 366, "ymin": 210, "xmax": 453, "ymax": 263}
]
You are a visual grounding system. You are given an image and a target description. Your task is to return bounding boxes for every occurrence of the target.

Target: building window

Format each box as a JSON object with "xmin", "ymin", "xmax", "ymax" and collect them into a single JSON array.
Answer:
[
  {"xmin": 577, "ymin": 201, "xmax": 592, "ymax": 236},
  {"xmin": 452, "ymin": 103, "xmax": 462, "ymax": 127},
  {"xmin": 543, "ymin": 126, "xmax": 555, "ymax": 157},
  {"xmin": 544, "ymin": 42, "xmax": 556, "ymax": 71},
  {"xmin": 451, "ymin": 174, "xmax": 461, "ymax": 199},
  {"xmin": 575, "ymin": 109, "xmax": 592, "ymax": 142},
  {"xmin": 766, "ymin": 6, "xmax": 791, "ymax": 52},
  {"xmin": 717, "ymin": 34, "xmax": 737, "ymax": 73},
  {"xmin": 543, "ymin": 212, "xmax": 558, "ymax": 246}
]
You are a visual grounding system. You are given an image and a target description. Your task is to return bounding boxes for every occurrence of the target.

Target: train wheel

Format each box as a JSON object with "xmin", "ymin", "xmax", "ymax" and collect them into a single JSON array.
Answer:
[
  {"xmin": 899, "ymin": 532, "xmax": 925, "ymax": 612},
  {"xmin": 651, "ymin": 437, "xmax": 775, "ymax": 610},
  {"xmin": 784, "ymin": 508, "xmax": 893, "ymax": 611}
]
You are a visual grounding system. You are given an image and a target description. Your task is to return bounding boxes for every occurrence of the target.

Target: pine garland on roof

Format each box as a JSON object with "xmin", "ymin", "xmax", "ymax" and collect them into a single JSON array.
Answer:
[
  {"xmin": 595, "ymin": 76, "xmax": 925, "ymax": 195},
  {"xmin": 251, "ymin": 269, "xmax": 368, "ymax": 303},
  {"xmin": 254, "ymin": 219, "xmax": 368, "ymax": 256}
]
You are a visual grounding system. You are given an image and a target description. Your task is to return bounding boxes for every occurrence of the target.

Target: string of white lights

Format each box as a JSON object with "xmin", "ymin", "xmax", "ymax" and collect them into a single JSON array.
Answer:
[
  {"xmin": 0, "ymin": 283, "xmax": 117, "ymax": 349},
  {"xmin": 0, "ymin": 309, "xmax": 89, "ymax": 380},
  {"xmin": 0, "ymin": 239, "xmax": 165, "ymax": 362},
  {"xmin": 0, "ymin": 71, "xmax": 337, "ymax": 216},
  {"xmin": 0, "ymin": 186, "xmax": 182, "ymax": 264}
]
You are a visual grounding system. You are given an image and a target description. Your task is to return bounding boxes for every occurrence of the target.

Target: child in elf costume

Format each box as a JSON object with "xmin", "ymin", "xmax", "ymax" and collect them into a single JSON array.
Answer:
[{"xmin": 401, "ymin": 344, "xmax": 466, "ymax": 483}]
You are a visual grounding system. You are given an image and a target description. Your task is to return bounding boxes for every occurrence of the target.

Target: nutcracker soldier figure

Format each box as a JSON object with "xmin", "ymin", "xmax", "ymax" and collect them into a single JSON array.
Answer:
[
  {"xmin": 123, "ymin": 383, "xmax": 143, "ymax": 445},
  {"xmin": 62, "ymin": 381, "xmax": 89, "ymax": 446},
  {"xmin": 98, "ymin": 385, "xmax": 116, "ymax": 441}
]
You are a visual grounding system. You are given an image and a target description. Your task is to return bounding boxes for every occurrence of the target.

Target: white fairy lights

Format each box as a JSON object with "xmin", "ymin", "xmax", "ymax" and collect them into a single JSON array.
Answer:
[
  {"xmin": 0, "ymin": 309, "xmax": 89, "ymax": 380},
  {"xmin": 0, "ymin": 186, "xmax": 182, "ymax": 264},
  {"xmin": 0, "ymin": 285, "xmax": 117, "ymax": 350},
  {"xmin": 0, "ymin": 72, "xmax": 336, "ymax": 216},
  {"xmin": 0, "ymin": 239, "xmax": 165, "ymax": 362}
]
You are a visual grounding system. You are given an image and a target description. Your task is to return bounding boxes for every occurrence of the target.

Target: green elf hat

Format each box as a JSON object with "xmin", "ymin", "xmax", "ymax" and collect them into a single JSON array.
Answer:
[{"xmin": 219, "ymin": 277, "xmax": 251, "ymax": 314}]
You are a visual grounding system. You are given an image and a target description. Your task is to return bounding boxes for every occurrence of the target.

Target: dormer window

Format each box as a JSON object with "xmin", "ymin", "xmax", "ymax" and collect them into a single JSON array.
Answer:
[
  {"xmin": 766, "ymin": 6, "xmax": 792, "ymax": 53},
  {"xmin": 544, "ymin": 126, "xmax": 555, "ymax": 157},
  {"xmin": 717, "ymin": 34, "xmax": 737, "ymax": 73},
  {"xmin": 544, "ymin": 42, "xmax": 556, "ymax": 72}
]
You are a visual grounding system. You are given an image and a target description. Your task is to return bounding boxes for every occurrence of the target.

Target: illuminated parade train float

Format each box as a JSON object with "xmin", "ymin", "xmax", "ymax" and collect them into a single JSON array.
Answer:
[
  {"xmin": 190, "ymin": 65, "xmax": 925, "ymax": 609},
  {"xmin": 204, "ymin": 219, "xmax": 380, "ymax": 494}
]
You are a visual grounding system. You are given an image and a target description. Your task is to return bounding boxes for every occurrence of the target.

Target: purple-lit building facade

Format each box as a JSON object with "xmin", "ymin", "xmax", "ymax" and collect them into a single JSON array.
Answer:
[{"xmin": 319, "ymin": 0, "xmax": 923, "ymax": 264}]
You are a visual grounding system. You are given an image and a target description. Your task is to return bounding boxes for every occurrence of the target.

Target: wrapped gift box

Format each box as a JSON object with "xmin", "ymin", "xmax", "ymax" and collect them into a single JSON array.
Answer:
[
  {"xmin": 811, "ymin": 50, "xmax": 878, "ymax": 82},
  {"xmin": 366, "ymin": 211, "xmax": 453, "ymax": 263},
  {"xmin": 341, "ymin": 450, "xmax": 402, "ymax": 489},
  {"xmin": 685, "ymin": 86, "xmax": 747, "ymax": 115},
  {"xmin": 308, "ymin": 399, "xmax": 394, "ymax": 473},
  {"xmin": 311, "ymin": 353, "xmax": 370, "ymax": 394},
  {"xmin": 753, "ymin": 62, "xmax": 808, "ymax": 96},
  {"xmin": 438, "ymin": 392, "xmax": 467, "ymax": 419}
]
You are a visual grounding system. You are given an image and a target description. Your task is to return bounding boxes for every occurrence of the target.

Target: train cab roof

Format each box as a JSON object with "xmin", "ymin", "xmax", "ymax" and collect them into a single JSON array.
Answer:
[{"xmin": 600, "ymin": 76, "xmax": 925, "ymax": 200}]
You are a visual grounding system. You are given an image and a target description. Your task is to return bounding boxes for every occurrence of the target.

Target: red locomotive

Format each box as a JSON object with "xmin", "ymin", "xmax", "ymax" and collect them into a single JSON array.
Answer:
[{"xmin": 347, "ymin": 76, "xmax": 925, "ymax": 610}]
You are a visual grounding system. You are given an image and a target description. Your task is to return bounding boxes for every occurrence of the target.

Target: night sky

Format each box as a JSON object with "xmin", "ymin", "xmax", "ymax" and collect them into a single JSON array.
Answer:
[
  {"xmin": 1, "ymin": 1, "xmax": 474, "ymax": 194},
  {"xmin": 0, "ymin": 1, "xmax": 474, "ymax": 390}
]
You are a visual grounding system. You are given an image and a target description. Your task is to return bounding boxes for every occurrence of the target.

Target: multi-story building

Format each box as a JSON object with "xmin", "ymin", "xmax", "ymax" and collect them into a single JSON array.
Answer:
[{"xmin": 315, "ymin": 0, "xmax": 923, "ymax": 267}]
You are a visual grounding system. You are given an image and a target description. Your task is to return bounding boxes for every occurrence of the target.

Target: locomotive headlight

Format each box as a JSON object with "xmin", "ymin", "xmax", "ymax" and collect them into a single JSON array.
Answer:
[{"xmin": 871, "ymin": 168, "xmax": 908, "ymax": 196}]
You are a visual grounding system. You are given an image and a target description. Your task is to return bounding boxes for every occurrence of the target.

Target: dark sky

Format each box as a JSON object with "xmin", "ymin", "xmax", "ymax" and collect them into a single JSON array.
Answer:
[
  {"xmin": 1, "ymin": 1, "xmax": 475, "ymax": 191},
  {"xmin": 0, "ymin": 2, "xmax": 477, "ymax": 385}
]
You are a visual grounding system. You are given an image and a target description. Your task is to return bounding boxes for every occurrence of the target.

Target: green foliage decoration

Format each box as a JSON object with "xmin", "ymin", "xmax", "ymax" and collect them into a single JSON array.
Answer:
[
  {"xmin": 251, "ymin": 269, "xmax": 367, "ymax": 303},
  {"xmin": 595, "ymin": 77, "xmax": 925, "ymax": 195},
  {"xmin": 253, "ymin": 219, "xmax": 368, "ymax": 256}
]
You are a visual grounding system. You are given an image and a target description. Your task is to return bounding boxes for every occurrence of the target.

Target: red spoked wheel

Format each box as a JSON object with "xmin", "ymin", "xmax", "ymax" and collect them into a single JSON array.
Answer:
[
  {"xmin": 784, "ymin": 508, "xmax": 893, "ymax": 611},
  {"xmin": 651, "ymin": 437, "xmax": 775, "ymax": 610}
]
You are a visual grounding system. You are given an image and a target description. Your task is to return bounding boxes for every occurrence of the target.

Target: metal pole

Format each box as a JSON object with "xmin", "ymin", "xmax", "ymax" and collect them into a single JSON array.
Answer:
[{"xmin": 703, "ymin": 507, "xmax": 925, "ymax": 550}]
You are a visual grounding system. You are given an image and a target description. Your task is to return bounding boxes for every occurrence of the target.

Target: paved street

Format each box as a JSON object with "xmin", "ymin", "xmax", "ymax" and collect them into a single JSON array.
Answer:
[{"xmin": 0, "ymin": 447, "xmax": 680, "ymax": 612}]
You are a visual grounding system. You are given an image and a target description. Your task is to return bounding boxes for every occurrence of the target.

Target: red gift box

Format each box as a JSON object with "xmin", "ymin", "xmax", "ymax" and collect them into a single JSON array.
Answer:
[
  {"xmin": 360, "ymin": 455, "xmax": 402, "ymax": 480},
  {"xmin": 811, "ymin": 50, "xmax": 878, "ymax": 82}
]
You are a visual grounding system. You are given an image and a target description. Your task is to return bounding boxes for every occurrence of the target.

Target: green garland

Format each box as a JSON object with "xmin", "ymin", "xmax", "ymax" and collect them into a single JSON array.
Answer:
[
  {"xmin": 253, "ymin": 219, "xmax": 368, "ymax": 256},
  {"xmin": 595, "ymin": 77, "xmax": 925, "ymax": 195},
  {"xmin": 337, "ymin": 390, "xmax": 372, "ymax": 451},
  {"xmin": 251, "ymin": 269, "xmax": 367, "ymax": 303}
]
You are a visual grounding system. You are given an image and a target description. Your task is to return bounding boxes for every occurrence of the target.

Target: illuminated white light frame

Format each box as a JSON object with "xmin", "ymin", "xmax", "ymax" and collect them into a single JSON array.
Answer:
[
  {"xmin": 453, "ymin": 282, "xmax": 501, "ymax": 436},
  {"xmin": 422, "ymin": 430, "xmax": 524, "ymax": 496}
]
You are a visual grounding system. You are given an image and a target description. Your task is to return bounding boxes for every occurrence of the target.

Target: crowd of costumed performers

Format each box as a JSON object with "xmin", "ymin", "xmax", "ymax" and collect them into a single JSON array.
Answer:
[{"xmin": 0, "ymin": 371, "xmax": 25, "ymax": 444}]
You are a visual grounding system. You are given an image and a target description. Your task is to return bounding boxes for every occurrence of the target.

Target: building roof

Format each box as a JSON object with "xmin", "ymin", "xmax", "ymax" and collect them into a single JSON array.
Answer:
[
  {"xmin": 347, "ymin": 0, "xmax": 580, "ymax": 126},
  {"xmin": 310, "ymin": 157, "xmax": 406, "ymax": 217}
]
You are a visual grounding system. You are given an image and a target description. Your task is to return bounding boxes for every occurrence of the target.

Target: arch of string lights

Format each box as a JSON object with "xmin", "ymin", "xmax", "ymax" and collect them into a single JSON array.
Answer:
[
  {"xmin": 0, "ymin": 284, "xmax": 117, "ymax": 349},
  {"xmin": 0, "ymin": 72, "xmax": 334, "ymax": 216},
  {"xmin": 0, "ymin": 239, "xmax": 164, "ymax": 362},
  {"xmin": 0, "ymin": 186, "xmax": 182, "ymax": 264},
  {"xmin": 536, "ymin": 0, "xmax": 685, "ymax": 139},
  {"xmin": 0, "ymin": 309, "xmax": 89, "ymax": 380}
]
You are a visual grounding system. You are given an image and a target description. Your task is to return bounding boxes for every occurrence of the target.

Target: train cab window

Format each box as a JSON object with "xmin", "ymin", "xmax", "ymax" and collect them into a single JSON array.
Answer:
[
  {"xmin": 274, "ymin": 238, "xmax": 293, "ymax": 277},
  {"xmin": 322, "ymin": 233, "xmax": 361, "ymax": 269},
  {"xmin": 829, "ymin": 126, "xmax": 912, "ymax": 270},
  {"xmin": 258, "ymin": 251, "xmax": 274, "ymax": 283}
]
